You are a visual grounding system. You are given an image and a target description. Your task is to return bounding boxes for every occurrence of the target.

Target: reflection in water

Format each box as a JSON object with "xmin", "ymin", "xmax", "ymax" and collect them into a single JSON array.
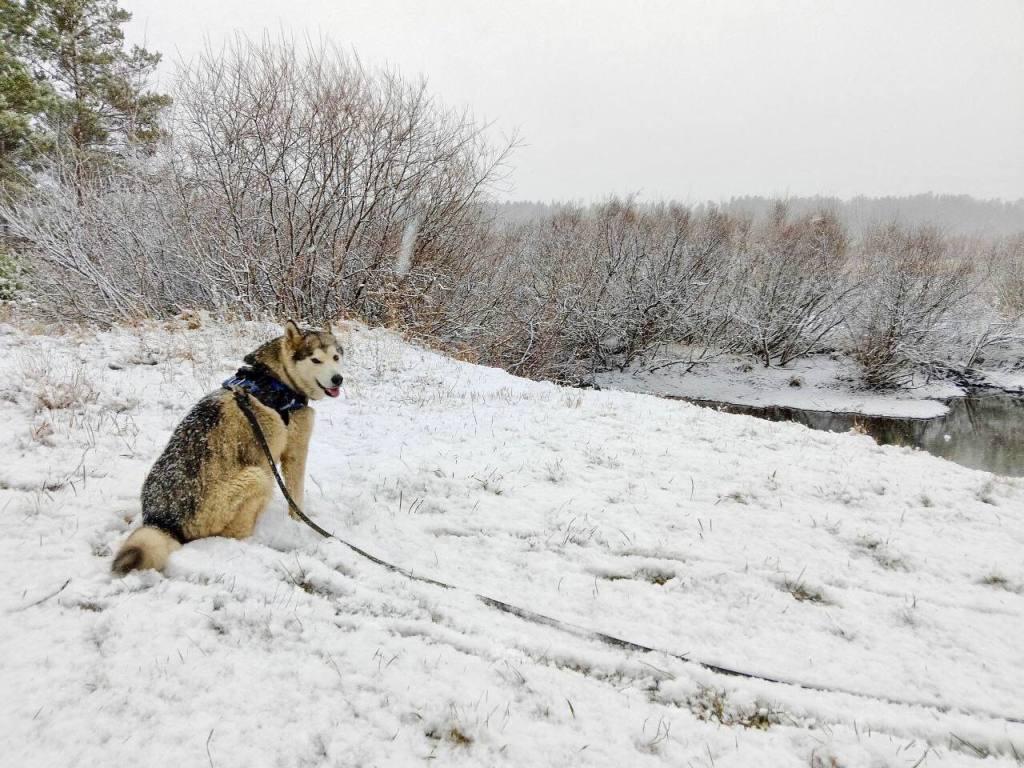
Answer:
[{"xmin": 682, "ymin": 394, "xmax": 1024, "ymax": 476}]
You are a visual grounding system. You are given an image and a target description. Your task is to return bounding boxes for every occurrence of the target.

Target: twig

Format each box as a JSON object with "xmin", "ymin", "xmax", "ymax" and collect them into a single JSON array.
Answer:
[
  {"xmin": 950, "ymin": 733, "xmax": 987, "ymax": 758},
  {"xmin": 206, "ymin": 728, "xmax": 215, "ymax": 768},
  {"xmin": 7, "ymin": 579, "xmax": 70, "ymax": 613}
]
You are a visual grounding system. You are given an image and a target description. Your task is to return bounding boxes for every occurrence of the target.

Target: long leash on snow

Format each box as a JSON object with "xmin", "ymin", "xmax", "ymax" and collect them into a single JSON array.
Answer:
[{"xmin": 232, "ymin": 389, "xmax": 1024, "ymax": 728}]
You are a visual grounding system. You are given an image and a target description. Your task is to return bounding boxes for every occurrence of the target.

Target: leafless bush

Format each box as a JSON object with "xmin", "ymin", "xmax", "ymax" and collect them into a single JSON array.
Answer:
[
  {"xmin": 167, "ymin": 34, "xmax": 512, "ymax": 322},
  {"xmin": 960, "ymin": 234, "xmax": 1024, "ymax": 368},
  {"xmin": 2, "ymin": 34, "xmax": 512, "ymax": 326},
  {"xmin": 2, "ymin": 170, "xmax": 196, "ymax": 323},
  {"xmin": 848, "ymin": 225, "xmax": 975, "ymax": 389},
  {"xmin": 729, "ymin": 204, "xmax": 856, "ymax": 366},
  {"xmin": 994, "ymin": 235, "xmax": 1024, "ymax": 316},
  {"xmin": 480, "ymin": 200, "xmax": 740, "ymax": 382}
]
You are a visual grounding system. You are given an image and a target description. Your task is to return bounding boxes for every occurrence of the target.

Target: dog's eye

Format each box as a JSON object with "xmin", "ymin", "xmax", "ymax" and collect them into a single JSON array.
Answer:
[
  {"xmin": 311, "ymin": 357, "xmax": 322, "ymax": 364},
  {"xmin": 333, "ymin": 354, "xmax": 340, "ymax": 362}
]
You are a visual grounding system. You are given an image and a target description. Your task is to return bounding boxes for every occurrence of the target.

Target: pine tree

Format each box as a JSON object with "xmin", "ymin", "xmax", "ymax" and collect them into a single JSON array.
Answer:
[
  {"xmin": 0, "ymin": 1, "xmax": 55, "ymax": 192},
  {"xmin": 1, "ymin": 0, "xmax": 170, "ymax": 189}
]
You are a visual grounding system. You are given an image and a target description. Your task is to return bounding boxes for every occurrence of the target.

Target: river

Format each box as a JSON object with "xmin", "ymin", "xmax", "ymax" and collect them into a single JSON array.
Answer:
[{"xmin": 681, "ymin": 393, "xmax": 1024, "ymax": 476}]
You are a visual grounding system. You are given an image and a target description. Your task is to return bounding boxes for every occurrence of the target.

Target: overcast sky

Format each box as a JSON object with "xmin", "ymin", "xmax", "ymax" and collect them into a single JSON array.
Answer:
[{"xmin": 123, "ymin": 0, "xmax": 1024, "ymax": 203}]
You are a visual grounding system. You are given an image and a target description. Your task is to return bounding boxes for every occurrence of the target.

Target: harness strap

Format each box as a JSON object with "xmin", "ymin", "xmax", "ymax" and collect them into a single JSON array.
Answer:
[
  {"xmin": 224, "ymin": 364, "xmax": 306, "ymax": 424},
  {"xmin": 231, "ymin": 388, "xmax": 1024, "ymax": 727}
]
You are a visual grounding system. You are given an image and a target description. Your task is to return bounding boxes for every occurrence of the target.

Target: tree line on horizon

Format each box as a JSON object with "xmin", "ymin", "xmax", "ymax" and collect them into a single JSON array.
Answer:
[{"xmin": 493, "ymin": 194, "xmax": 1024, "ymax": 238}]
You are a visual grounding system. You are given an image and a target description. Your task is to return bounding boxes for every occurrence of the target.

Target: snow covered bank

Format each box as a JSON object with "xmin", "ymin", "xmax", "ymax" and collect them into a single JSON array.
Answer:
[
  {"xmin": 596, "ymin": 354, "xmax": 963, "ymax": 418},
  {"xmin": 1, "ymin": 320, "xmax": 1022, "ymax": 767}
]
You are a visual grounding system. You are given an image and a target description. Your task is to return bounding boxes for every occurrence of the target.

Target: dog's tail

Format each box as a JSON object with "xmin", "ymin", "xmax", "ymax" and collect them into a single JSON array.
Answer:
[{"xmin": 112, "ymin": 527, "xmax": 182, "ymax": 575}]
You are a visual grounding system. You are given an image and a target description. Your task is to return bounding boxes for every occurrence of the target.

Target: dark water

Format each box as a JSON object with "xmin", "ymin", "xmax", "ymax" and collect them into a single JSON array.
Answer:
[{"xmin": 681, "ymin": 394, "xmax": 1024, "ymax": 476}]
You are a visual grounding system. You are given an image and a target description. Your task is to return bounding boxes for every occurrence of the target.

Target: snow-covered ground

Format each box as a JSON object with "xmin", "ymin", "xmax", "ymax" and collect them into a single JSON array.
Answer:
[
  {"xmin": 1, "ymin": 320, "xmax": 1023, "ymax": 768},
  {"xmin": 597, "ymin": 354, "xmax": 962, "ymax": 418},
  {"xmin": 980, "ymin": 368, "xmax": 1024, "ymax": 396}
]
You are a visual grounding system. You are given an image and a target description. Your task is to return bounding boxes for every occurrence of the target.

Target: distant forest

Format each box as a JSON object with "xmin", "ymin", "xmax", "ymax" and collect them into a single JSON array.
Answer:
[{"xmin": 493, "ymin": 195, "xmax": 1024, "ymax": 237}]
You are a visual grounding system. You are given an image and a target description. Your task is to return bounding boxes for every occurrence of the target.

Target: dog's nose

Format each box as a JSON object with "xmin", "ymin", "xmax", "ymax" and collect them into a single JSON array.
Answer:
[{"xmin": 331, "ymin": 374, "xmax": 343, "ymax": 386}]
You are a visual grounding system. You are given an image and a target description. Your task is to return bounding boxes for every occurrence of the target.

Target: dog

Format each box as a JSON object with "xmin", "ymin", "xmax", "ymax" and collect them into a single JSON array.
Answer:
[{"xmin": 112, "ymin": 321, "xmax": 344, "ymax": 574}]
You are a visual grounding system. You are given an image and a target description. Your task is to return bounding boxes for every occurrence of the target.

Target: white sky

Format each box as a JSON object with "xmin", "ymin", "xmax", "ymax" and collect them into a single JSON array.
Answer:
[{"xmin": 123, "ymin": 0, "xmax": 1024, "ymax": 203}]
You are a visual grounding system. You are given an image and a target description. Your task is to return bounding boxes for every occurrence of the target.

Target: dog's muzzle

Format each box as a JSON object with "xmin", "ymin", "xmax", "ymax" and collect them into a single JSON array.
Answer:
[{"xmin": 319, "ymin": 374, "xmax": 343, "ymax": 398}]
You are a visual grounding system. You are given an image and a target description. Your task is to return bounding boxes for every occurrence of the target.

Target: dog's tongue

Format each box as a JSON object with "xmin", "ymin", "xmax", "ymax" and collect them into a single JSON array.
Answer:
[{"xmin": 324, "ymin": 386, "xmax": 340, "ymax": 398}]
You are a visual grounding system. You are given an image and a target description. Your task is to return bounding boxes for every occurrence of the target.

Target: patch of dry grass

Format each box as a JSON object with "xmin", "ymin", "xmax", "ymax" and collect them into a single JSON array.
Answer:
[
  {"xmin": 780, "ymin": 577, "xmax": 830, "ymax": 604},
  {"xmin": 687, "ymin": 686, "xmax": 783, "ymax": 730}
]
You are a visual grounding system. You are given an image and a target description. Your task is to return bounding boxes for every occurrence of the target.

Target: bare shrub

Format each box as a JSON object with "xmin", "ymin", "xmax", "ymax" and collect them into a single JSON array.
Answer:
[
  {"xmin": 729, "ymin": 204, "xmax": 855, "ymax": 367},
  {"xmin": 994, "ymin": 235, "xmax": 1024, "ymax": 316},
  {"xmin": 960, "ymin": 233, "xmax": 1024, "ymax": 368},
  {"xmin": 483, "ymin": 200, "xmax": 739, "ymax": 382},
  {"xmin": 168, "ymin": 34, "xmax": 512, "ymax": 323},
  {"xmin": 848, "ymin": 224, "xmax": 974, "ymax": 389},
  {"xmin": 2, "ymin": 172, "xmax": 193, "ymax": 323},
  {"xmin": 2, "ymin": 34, "xmax": 512, "ymax": 326}
]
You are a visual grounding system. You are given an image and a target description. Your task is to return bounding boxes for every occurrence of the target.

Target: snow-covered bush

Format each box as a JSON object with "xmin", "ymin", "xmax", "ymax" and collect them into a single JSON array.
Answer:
[
  {"xmin": 168, "ymin": 35, "xmax": 512, "ymax": 324},
  {"xmin": 728, "ymin": 204, "xmax": 855, "ymax": 367},
  {"xmin": 847, "ymin": 225, "xmax": 974, "ymax": 389},
  {"xmin": 0, "ymin": 171, "xmax": 191, "ymax": 322},
  {"xmin": 483, "ymin": 201, "xmax": 739, "ymax": 383},
  {"xmin": 956, "ymin": 234, "xmax": 1024, "ymax": 370},
  {"xmin": 1, "ymin": 35, "xmax": 512, "ymax": 326},
  {"xmin": 994, "ymin": 235, "xmax": 1024, "ymax": 316}
]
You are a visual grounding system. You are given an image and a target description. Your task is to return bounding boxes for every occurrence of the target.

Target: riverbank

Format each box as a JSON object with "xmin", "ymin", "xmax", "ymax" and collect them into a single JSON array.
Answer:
[{"xmin": 596, "ymin": 353, "xmax": 968, "ymax": 418}]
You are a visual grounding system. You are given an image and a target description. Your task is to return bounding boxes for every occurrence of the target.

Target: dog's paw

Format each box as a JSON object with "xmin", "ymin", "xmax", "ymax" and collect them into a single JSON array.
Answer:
[{"xmin": 288, "ymin": 505, "xmax": 313, "ymax": 520}]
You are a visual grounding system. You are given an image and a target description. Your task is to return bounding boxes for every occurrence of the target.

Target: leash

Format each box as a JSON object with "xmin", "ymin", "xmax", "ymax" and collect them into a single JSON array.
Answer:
[
  {"xmin": 231, "ymin": 389, "xmax": 1024, "ymax": 727},
  {"xmin": 231, "ymin": 389, "xmax": 451, "ymax": 590}
]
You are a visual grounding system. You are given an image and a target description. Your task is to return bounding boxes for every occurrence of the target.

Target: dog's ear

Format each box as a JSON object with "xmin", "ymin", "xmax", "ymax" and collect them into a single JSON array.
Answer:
[{"xmin": 283, "ymin": 319, "xmax": 302, "ymax": 344}]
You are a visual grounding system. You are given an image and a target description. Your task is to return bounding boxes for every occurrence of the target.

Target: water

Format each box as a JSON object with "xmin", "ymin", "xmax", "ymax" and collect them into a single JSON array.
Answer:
[{"xmin": 680, "ymin": 394, "xmax": 1024, "ymax": 476}]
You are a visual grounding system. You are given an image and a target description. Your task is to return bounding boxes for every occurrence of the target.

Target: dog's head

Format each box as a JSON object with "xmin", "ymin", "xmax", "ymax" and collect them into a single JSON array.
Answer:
[{"xmin": 280, "ymin": 320, "xmax": 345, "ymax": 400}]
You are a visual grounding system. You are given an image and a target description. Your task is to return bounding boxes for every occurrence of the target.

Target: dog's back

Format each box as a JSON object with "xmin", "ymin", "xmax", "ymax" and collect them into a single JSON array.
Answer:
[
  {"xmin": 141, "ymin": 392, "xmax": 225, "ymax": 540},
  {"xmin": 112, "ymin": 392, "xmax": 226, "ymax": 574}
]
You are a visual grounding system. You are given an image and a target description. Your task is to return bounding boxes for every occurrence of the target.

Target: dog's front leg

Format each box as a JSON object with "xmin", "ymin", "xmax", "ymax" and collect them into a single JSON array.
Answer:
[{"xmin": 281, "ymin": 408, "xmax": 314, "ymax": 517}]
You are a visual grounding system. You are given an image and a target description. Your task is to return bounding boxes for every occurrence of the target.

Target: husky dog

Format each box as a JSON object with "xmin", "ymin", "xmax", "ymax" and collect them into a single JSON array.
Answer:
[{"xmin": 112, "ymin": 321, "xmax": 344, "ymax": 574}]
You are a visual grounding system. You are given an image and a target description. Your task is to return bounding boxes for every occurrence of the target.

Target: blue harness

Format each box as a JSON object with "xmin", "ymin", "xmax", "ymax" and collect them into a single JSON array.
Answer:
[{"xmin": 223, "ymin": 364, "xmax": 308, "ymax": 424}]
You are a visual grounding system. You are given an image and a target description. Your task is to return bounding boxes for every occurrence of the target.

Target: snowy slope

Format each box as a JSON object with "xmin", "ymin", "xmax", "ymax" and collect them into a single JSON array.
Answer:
[{"xmin": 1, "ymin": 320, "xmax": 1022, "ymax": 768}]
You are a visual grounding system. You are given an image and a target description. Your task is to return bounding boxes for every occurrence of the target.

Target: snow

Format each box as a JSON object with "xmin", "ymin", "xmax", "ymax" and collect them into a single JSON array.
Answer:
[
  {"xmin": 596, "ymin": 353, "xmax": 963, "ymax": 418},
  {"xmin": 1, "ymin": 320, "xmax": 1023, "ymax": 767},
  {"xmin": 977, "ymin": 369, "xmax": 1024, "ymax": 395}
]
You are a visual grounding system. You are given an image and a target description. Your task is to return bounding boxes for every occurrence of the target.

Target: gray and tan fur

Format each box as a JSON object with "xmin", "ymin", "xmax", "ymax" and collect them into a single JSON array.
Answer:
[{"xmin": 112, "ymin": 321, "xmax": 344, "ymax": 574}]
